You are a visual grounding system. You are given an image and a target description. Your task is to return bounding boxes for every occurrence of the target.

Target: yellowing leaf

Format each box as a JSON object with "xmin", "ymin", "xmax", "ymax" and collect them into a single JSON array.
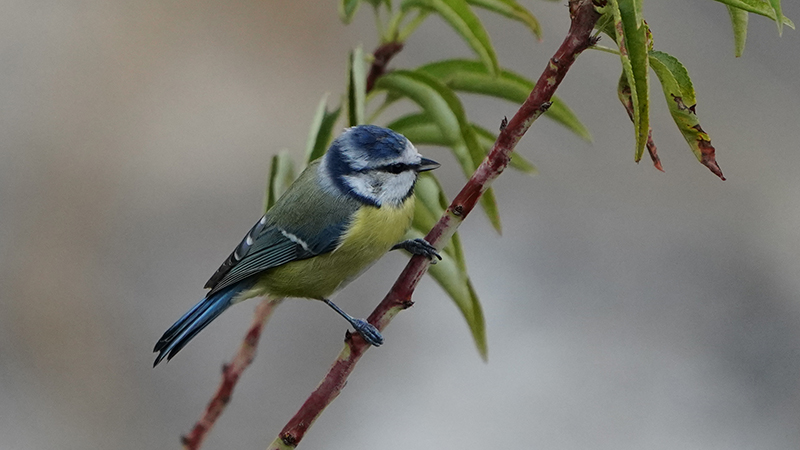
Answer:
[{"xmin": 649, "ymin": 50, "xmax": 725, "ymax": 180}]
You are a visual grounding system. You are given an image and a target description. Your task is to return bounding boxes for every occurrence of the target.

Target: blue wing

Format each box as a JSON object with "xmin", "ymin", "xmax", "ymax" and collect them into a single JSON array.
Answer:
[
  {"xmin": 204, "ymin": 161, "xmax": 362, "ymax": 295},
  {"xmin": 203, "ymin": 216, "xmax": 347, "ymax": 295},
  {"xmin": 154, "ymin": 161, "xmax": 363, "ymax": 365}
]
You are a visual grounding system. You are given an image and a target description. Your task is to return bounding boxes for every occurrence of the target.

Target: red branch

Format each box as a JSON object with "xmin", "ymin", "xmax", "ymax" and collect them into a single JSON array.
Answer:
[
  {"xmin": 182, "ymin": 297, "xmax": 281, "ymax": 450},
  {"xmin": 269, "ymin": 1, "xmax": 604, "ymax": 448}
]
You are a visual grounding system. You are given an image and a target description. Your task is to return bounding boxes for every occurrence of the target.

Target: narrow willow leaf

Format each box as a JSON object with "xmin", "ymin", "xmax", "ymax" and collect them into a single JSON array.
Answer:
[
  {"xmin": 376, "ymin": 71, "xmax": 462, "ymax": 144},
  {"xmin": 375, "ymin": 70, "xmax": 502, "ymax": 231},
  {"xmin": 389, "ymin": 114, "xmax": 537, "ymax": 175},
  {"xmin": 339, "ymin": 0, "xmax": 362, "ymax": 24},
  {"xmin": 388, "ymin": 113, "xmax": 450, "ymax": 145},
  {"xmin": 347, "ymin": 46, "xmax": 367, "ymax": 127},
  {"xmin": 712, "ymin": 0, "xmax": 794, "ymax": 28},
  {"xmin": 264, "ymin": 151, "xmax": 296, "ymax": 212},
  {"xmin": 466, "ymin": 0, "xmax": 542, "ymax": 40},
  {"xmin": 617, "ymin": 74, "xmax": 662, "ymax": 171},
  {"xmin": 632, "ymin": 0, "xmax": 644, "ymax": 29},
  {"xmin": 768, "ymin": 0, "xmax": 784, "ymax": 34},
  {"xmin": 401, "ymin": 0, "xmax": 499, "ymax": 75},
  {"xmin": 727, "ymin": 6, "xmax": 749, "ymax": 57},
  {"xmin": 608, "ymin": 0, "xmax": 650, "ymax": 162},
  {"xmin": 305, "ymin": 95, "xmax": 342, "ymax": 163},
  {"xmin": 418, "ymin": 59, "xmax": 591, "ymax": 141},
  {"xmin": 429, "ymin": 256, "xmax": 488, "ymax": 359},
  {"xmin": 649, "ymin": 50, "xmax": 725, "ymax": 180},
  {"xmin": 412, "ymin": 174, "xmax": 462, "ymax": 264},
  {"xmin": 410, "ymin": 174, "xmax": 487, "ymax": 359}
]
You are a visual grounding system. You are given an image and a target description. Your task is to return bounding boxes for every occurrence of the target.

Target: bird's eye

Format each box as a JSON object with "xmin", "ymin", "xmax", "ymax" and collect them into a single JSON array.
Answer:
[{"xmin": 384, "ymin": 163, "xmax": 408, "ymax": 174}]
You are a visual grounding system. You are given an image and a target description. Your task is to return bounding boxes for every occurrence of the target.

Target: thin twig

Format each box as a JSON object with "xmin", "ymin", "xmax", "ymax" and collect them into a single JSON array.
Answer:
[
  {"xmin": 365, "ymin": 41, "xmax": 404, "ymax": 93},
  {"xmin": 268, "ymin": 1, "xmax": 604, "ymax": 448},
  {"xmin": 181, "ymin": 297, "xmax": 282, "ymax": 450}
]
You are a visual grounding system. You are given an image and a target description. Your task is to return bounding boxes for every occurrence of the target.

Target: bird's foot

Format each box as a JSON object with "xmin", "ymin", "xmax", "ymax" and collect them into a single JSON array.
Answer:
[
  {"xmin": 391, "ymin": 238, "xmax": 442, "ymax": 263},
  {"xmin": 350, "ymin": 319, "xmax": 384, "ymax": 347}
]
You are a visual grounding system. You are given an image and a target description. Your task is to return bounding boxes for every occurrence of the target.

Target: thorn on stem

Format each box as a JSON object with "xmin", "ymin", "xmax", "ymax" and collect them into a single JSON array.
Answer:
[
  {"xmin": 540, "ymin": 101, "xmax": 553, "ymax": 113},
  {"xmin": 500, "ymin": 116, "xmax": 508, "ymax": 131}
]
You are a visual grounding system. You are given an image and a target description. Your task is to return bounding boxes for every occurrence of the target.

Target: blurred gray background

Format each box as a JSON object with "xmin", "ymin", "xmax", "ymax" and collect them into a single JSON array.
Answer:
[{"xmin": 1, "ymin": 1, "xmax": 799, "ymax": 449}]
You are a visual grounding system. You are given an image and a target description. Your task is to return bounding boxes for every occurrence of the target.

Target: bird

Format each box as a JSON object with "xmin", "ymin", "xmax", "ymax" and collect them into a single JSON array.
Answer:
[{"xmin": 153, "ymin": 125, "xmax": 441, "ymax": 366}]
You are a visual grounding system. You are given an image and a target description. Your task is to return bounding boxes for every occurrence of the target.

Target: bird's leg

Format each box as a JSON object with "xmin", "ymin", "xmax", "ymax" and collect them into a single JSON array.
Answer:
[
  {"xmin": 323, "ymin": 299, "xmax": 384, "ymax": 346},
  {"xmin": 391, "ymin": 238, "xmax": 442, "ymax": 263}
]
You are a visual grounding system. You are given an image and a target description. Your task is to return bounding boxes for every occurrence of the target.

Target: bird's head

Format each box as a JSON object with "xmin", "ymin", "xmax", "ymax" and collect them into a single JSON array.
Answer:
[{"xmin": 320, "ymin": 125, "xmax": 439, "ymax": 207}]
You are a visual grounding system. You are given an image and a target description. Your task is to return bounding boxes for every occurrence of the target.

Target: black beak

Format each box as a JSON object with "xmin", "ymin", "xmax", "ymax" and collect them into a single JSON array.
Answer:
[{"xmin": 417, "ymin": 157, "xmax": 440, "ymax": 172}]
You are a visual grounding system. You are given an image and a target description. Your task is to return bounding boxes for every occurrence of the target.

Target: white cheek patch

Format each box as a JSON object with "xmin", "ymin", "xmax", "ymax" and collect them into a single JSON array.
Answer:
[
  {"xmin": 378, "ymin": 171, "xmax": 416, "ymax": 206},
  {"xmin": 342, "ymin": 174, "xmax": 378, "ymax": 202},
  {"xmin": 341, "ymin": 170, "xmax": 416, "ymax": 207}
]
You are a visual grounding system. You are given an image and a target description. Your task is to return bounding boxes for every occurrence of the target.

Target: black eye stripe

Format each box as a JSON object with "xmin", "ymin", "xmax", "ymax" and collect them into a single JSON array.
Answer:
[{"xmin": 380, "ymin": 163, "xmax": 411, "ymax": 174}]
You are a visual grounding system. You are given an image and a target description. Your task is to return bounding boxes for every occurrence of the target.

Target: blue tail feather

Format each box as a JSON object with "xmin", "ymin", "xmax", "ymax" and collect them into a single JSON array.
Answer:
[{"xmin": 153, "ymin": 281, "xmax": 253, "ymax": 366}]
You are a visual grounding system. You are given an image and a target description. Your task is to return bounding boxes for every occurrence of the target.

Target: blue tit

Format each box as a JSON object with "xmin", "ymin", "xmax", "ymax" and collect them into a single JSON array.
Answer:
[{"xmin": 154, "ymin": 125, "xmax": 441, "ymax": 366}]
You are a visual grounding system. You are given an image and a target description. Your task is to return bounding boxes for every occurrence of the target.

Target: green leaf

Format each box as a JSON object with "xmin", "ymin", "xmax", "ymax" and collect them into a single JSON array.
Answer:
[
  {"xmin": 401, "ymin": 0, "xmax": 499, "ymax": 75},
  {"xmin": 465, "ymin": 0, "xmax": 542, "ymax": 40},
  {"xmin": 305, "ymin": 94, "xmax": 342, "ymax": 163},
  {"xmin": 388, "ymin": 114, "xmax": 537, "ymax": 175},
  {"xmin": 388, "ymin": 113, "xmax": 451, "ymax": 145},
  {"xmin": 428, "ymin": 255, "xmax": 487, "ymax": 359},
  {"xmin": 768, "ymin": 0, "xmax": 784, "ymax": 34},
  {"xmin": 265, "ymin": 151, "xmax": 297, "ymax": 212},
  {"xmin": 711, "ymin": 0, "xmax": 795, "ymax": 28},
  {"xmin": 608, "ymin": 0, "xmax": 650, "ymax": 162},
  {"xmin": 339, "ymin": 0, "xmax": 362, "ymax": 24},
  {"xmin": 375, "ymin": 69, "xmax": 502, "ymax": 231},
  {"xmin": 617, "ymin": 73, "xmax": 662, "ymax": 171},
  {"xmin": 727, "ymin": 5, "xmax": 749, "ymax": 57},
  {"xmin": 648, "ymin": 50, "xmax": 725, "ymax": 180},
  {"xmin": 418, "ymin": 59, "xmax": 591, "ymax": 141},
  {"xmin": 347, "ymin": 46, "xmax": 367, "ymax": 127},
  {"xmin": 411, "ymin": 174, "xmax": 487, "ymax": 359}
]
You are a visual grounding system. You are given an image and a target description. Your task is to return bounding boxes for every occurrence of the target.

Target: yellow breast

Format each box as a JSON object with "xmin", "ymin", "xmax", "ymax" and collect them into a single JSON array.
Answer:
[{"xmin": 251, "ymin": 197, "xmax": 415, "ymax": 300}]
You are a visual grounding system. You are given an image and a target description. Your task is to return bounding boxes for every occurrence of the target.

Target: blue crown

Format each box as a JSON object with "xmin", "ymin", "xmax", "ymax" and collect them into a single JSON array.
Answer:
[{"xmin": 347, "ymin": 125, "xmax": 408, "ymax": 160}]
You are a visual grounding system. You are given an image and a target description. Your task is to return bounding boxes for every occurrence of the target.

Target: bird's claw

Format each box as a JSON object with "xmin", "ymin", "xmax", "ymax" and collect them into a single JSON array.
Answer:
[
  {"xmin": 392, "ymin": 238, "xmax": 442, "ymax": 264},
  {"xmin": 351, "ymin": 319, "xmax": 384, "ymax": 346}
]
